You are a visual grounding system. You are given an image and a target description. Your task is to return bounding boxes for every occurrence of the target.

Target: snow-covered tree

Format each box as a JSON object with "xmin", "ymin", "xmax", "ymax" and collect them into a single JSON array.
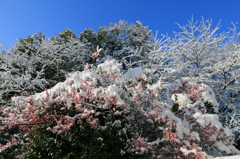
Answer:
[
  {"xmin": 0, "ymin": 30, "xmax": 90, "ymax": 106},
  {"xmin": 0, "ymin": 21, "xmax": 170, "ymax": 158},
  {"xmin": 163, "ymin": 17, "xmax": 240, "ymax": 146},
  {"xmin": 1, "ymin": 58, "xmax": 239, "ymax": 158},
  {"xmin": 80, "ymin": 20, "xmax": 168, "ymax": 70},
  {"xmin": 0, "ymin": 21, "xmax": 167, "ymax": 107}
]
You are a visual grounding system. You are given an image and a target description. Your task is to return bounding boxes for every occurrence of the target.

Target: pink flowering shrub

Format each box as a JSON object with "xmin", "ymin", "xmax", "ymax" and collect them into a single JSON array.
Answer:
[{"xmin": 0, "ymin": 59, "xmax": 240, "ymax": 158}]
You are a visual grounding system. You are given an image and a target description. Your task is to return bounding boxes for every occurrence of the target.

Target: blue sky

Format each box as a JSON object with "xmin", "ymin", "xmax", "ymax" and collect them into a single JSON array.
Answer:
[{"xmin": 1, "ymin": 0, "xmax": 240, "ymax": 49}]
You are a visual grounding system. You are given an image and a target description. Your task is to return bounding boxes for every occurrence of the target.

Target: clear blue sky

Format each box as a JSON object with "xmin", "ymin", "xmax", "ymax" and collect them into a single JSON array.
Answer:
[{"xmin": 1, "ymin": 0, "xmax": 240, "ymax": 49}]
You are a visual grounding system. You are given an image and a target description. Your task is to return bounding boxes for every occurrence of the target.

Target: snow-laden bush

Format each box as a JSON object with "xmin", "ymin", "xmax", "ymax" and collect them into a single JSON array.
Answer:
[{"xmin": 0, "ymin": 58, "xmax": 239, "ymax": 158}]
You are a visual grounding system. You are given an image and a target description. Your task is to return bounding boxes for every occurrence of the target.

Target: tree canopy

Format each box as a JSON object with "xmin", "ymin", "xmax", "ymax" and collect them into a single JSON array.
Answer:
[{"xmin": 1, "ymin": 19, "xmax": 240, "ymax": 158}]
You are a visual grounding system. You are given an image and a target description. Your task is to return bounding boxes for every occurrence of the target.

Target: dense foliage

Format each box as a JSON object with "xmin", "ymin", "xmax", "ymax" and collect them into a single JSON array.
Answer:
[{"xmin": 1, "ymin": 18, "xmax": 240, "ymax": 158}]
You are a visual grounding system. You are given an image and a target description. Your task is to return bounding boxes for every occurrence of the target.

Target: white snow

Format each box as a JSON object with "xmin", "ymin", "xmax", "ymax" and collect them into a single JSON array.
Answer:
[
  {"xmin": 214, "ymin": 155, "xmax": 240, "ymax": 159},
  {"xmin": 97, "ymin": 59, "xmax": 122, "ymax": 74},
  {"xmin": 214, "ymin": 141, "xmax": 231, "ymax": 154},
  {"xmin": 191, "ymin": 131, "xmax": 200, "ymax": 141},
  {"xmin": 171, "ymin": 93, "xmax": 192, "ymax": 107},
  {"xmin": 104, "ymin": 84, "xmax": 125, "ymax": 106},
  {"xmin": 124, "ymin": 67, "xmax": 143, "ymax": 81},
  {"xmin": 200, "ymin": 84, "xmax": 219, "ymax": 111}
]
